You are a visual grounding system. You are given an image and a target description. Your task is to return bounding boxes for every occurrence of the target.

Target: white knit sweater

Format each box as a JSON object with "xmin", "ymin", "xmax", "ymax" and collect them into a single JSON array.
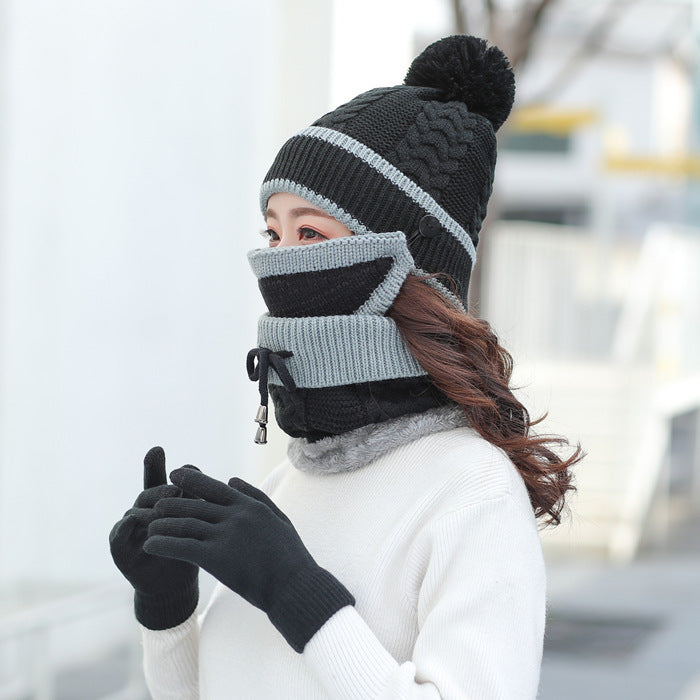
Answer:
[{"xmin": 141, "ymin": 421, "xmax": 546, "ymax": 699}]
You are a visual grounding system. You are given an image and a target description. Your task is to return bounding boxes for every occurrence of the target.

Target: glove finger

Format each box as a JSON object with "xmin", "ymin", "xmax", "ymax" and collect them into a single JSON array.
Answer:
[
  {"xmin": 134, "ymin": 484, "xmax": 181, "ymax": 508},
  {"xmin": 143, "ymin": 534, "xmax": 203, "ymax": 566},
  {"xmin": 143, "ymin": 446, "xmax": 167, "ymax": 489},
  {"xmin": 170, "ymin": 468, "xmax": 236, "ymax": 506},
  {"xmin": 109, "ymin": 513, "xmax": 138, "ymax": 548},
  {"xmin": 153, "ymin": 497, "xmax": 223, "ymax": 523},
  {"xmin": 148, "ymin": 516, "xmax": 215, "ymax": 541},
  {"xmin": 178, "ymin": 464, "xmax": 202, "ymax": 499},
  {"xmin": 126, "ymin": 506, "xmax": 163, "ymax": 526},
  {"xmin": 228, "ymin": 477, "xmax": 292, "ymax": 525}
]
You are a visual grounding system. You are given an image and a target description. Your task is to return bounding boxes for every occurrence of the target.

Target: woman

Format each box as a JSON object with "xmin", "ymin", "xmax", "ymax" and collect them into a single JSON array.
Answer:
[{"xmin": 110, "ymin": 35, "xmax": 582, "ymax": 698}]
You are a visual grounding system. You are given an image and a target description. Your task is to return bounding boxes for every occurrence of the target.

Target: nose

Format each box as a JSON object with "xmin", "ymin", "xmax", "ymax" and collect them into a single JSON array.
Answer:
[
  {"xmin": 275, "ymin": 226, "xmax": 299, "ymax": 248},
  {"xmin": 276, "ymin": 231, "xmax": 296, "ymax": 248}
]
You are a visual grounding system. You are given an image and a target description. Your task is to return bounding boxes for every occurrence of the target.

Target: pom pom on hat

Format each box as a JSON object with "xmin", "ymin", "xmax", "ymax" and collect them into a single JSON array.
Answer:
[{"xmin": 404, "ymin": 35, "xmax": 515, "ymax": 131}]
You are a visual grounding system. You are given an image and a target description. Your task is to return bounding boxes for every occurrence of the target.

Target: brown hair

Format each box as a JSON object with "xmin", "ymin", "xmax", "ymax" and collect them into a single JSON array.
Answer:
[{"xmin": 388, "ymin": 275, "xmax": 582, "ymax": 526}]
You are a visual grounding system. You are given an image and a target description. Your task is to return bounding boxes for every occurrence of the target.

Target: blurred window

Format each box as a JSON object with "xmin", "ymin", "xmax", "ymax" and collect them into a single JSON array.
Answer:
[
  {"xmin": 501, "ymin": 205, "xmax": 588, "ymax": 227},
  {"xmin": 504, "ymin": 131, "xmax": 571, "ymax": 153}
]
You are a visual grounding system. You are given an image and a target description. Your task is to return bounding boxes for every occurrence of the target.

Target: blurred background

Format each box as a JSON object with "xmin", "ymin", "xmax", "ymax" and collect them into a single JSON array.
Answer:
[{"xmin": 0, "ymin": 0, "xmax": 698, "ymax": 697}]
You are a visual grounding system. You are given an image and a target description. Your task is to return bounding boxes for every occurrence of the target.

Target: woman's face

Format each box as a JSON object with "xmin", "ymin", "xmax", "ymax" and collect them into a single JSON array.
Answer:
[{"xmin": 263, "ymin": 192, "xmax": 353, "ymax": 247}]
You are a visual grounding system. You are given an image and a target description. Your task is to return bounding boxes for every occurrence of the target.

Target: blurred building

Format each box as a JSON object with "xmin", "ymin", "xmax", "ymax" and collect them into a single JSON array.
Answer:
[{"xmin": 498, "ymin": 1, "xmax": 693, "ymax": 235}]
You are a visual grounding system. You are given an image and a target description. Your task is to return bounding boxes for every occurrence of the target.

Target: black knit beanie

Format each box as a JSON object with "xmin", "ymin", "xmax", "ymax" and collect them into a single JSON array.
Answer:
[
  {"xmin": 248, "ymin": 36, "xmax": 515, "ymax": 443},
  {"xmin": 260, "ymin": 35, "xmax": 515, "ymax": 304}
]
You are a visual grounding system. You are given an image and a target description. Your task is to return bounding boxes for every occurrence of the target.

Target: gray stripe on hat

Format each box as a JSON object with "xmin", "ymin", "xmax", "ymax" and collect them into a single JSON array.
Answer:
[
  {"xmin": 257, "ymin": 314, "xmax": 427, "ymax": 388},
  {"xmin": 259, "ymin": 180, "xmax": 374, "ymax": 237},
  {"xmin": 414, "ymin": 268, "xmax": 467, "ymax": 312},
  {"xmin": 297, "ymin": 126, "xmax": 477, "ymax": 264},
  {"xmin": 248, "ymin": 231, "xmax": 415, "ymax": 316}
]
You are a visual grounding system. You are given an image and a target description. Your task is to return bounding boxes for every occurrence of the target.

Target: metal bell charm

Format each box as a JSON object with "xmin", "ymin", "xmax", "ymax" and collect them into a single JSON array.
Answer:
[
  {"xmin": 255, "ymin": 405, "xmax": 268, "ymax": 423},
  {"xmin": 254, "ymin": 424, "xmax": 268, "ymax": 444},
  {"xmin": 253, "ymin": 404, "xmax": 268, "ymax": 444}
]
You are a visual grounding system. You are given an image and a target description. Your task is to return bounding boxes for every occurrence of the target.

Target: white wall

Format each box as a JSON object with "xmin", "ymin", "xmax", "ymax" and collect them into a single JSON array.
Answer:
[{"xmin": 0, "ymin": 0, "xmax": 279, "ymax": 587}]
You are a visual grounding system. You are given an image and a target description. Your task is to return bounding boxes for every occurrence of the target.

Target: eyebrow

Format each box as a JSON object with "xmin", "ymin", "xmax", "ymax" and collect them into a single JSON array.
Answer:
[{"xmin": 265, "ymin": 206, "xmax": 334, "ymax": 220}]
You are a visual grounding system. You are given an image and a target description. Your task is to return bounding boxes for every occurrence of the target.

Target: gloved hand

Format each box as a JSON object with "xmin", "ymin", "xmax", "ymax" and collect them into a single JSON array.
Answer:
[
  {"xmin": 109, "ymin": 447, "xmax": 200, "ymax": 630},
  {"xmin": 144, "ymin": 468, "xmax": 355, "ymax": 653}
]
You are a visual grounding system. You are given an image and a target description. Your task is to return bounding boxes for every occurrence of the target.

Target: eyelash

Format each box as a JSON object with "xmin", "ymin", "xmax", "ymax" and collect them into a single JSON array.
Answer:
[{"xmin": 260, "ymin": 227, "xmax": 327, "ymax": 243}]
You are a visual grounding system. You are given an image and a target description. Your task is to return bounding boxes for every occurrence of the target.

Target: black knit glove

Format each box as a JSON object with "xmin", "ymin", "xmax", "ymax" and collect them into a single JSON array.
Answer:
[
  {"xmin": 109, "ymin": 447, "xmax": 200, "ymax": 630},
  {"xmin": 144, "ymin": 468, "xmax": 355, "ymax": 653}
]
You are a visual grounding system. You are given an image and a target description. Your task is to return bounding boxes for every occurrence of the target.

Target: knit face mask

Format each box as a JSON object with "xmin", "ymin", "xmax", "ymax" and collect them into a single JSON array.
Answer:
[{"xmin": 246, "ymin": 232, "xmax": 448, "ymax": 443}]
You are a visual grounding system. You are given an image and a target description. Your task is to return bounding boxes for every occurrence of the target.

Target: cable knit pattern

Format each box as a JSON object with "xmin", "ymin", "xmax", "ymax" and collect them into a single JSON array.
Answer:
[
  {"xmin": 390, "ymin": 102, "xmax": 474, "ymax": 199},
  {"xmin": 314, "ymin": 87, "xmax": 403, "ymax": 129}
]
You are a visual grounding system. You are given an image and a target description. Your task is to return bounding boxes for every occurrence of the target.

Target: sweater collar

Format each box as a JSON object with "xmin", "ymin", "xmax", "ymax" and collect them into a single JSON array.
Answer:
[{"xmin": 286, "ymin": 405, "xmax": 468, "ymax": 475}]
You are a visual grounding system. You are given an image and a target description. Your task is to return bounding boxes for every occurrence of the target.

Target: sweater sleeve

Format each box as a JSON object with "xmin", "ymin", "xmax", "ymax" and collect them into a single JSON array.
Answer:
[
  {"xmin": 303, "ymin": 493, "xmax": 545, "ymax": 699},
  {"xmin": 141, "ymin": 612, "xmax": 200, "ymax": 699}
]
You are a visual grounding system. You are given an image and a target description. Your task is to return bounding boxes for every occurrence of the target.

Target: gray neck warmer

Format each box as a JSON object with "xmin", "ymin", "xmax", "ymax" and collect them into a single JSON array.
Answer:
[{"xmin": 287, "ymin": 404, "xmax": 469, "ymax": 475}]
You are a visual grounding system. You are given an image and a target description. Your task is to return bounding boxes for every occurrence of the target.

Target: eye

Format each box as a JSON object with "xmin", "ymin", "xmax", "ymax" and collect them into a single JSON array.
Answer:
[
  {"xmin": 259, "ymin": 228, "xmax": 280, "ymax": 243},
  {"xmin": 299, "ymin": 227, "xmax": 327, "ymax": 242}
]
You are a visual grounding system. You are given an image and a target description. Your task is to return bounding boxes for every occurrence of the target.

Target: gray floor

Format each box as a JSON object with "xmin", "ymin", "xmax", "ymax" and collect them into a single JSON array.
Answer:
[{"xmin": 540, "ymin": 515, "xmax": 700, "ymax": 700}]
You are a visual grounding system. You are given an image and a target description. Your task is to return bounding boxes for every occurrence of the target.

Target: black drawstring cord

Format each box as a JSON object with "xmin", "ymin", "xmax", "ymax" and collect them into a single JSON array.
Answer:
[{"xmin": 246, "ymin": 348, "xmax": 296, "ymax": 444}]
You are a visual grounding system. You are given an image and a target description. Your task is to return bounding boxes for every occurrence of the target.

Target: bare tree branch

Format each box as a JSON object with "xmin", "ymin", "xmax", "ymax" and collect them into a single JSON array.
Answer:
[
  {"xmin": 526, "ymin": 0, "xmax": 639, "ymax": 105},
  {"xmin": 509, "ymin": 0, "xmax": 558, "ymax": 69},
  {"xmin": 484, "ymin": 0, "xmax": 498, "ymax": 42},
  {"xmin": 655, "ymin": 4, "xmax": 693, "ymax": 69},
  {"xmin": 451, "ymin": 0, "xmax": 467, "ymax": 35}
]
